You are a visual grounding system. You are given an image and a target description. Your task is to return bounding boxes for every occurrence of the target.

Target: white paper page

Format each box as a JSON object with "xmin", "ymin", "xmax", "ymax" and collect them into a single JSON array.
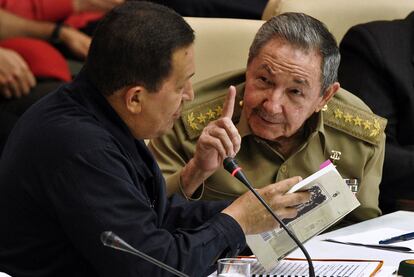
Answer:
[
  {"xmin": 375, "ymin": 266, "xmax": 397, "ymax": 277},
  {"xmin": 287, "ymin": 163, "xmax": 335, "ymax": 193},
  {"xmin": 331, "ymin": 227, "xmax": 414, "ymax": 249},
  {"xmin": 250, "ymin": 259, "xmax": 381, "ymax": 277}
]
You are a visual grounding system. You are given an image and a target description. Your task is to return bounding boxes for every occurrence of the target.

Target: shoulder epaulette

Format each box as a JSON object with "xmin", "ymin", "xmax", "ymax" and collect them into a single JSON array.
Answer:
[
  {"xmin": 180, "ymin": 70, "xmax": 245, "ymax": 140},
  {"xmin": 181, "ymin": 94, "xmax": 227, "ymax": 140},
  {"xmin": 323, "ymin": 96, "xmax": 387, "ymax": 145}
]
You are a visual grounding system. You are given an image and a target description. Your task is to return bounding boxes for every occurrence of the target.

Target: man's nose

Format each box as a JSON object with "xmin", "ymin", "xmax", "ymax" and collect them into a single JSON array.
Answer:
[
  {"xmin": 183, "ymin": 81, "xmax": 194, "ymax": 101},
  {"xmin": 262, "ymin": 89, "xmax": 284, "ymax": 114}
]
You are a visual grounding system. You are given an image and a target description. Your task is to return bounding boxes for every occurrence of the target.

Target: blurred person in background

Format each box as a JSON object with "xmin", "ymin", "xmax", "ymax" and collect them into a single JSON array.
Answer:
[
  {"xmin": 338, "ymin": 12, "xmax": 414, "ymax": 213},
  {"xmin": 0, "ymin": 0, "xmax": 124, "ymax": 152}
]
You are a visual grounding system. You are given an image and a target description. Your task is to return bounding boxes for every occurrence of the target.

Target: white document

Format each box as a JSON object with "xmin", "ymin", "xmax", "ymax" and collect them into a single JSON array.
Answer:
[
  {"xmin": 375, "ymin": 266, "xmax": 398, "ymax": 277},
  {"xmin": 329, "ymin": 227, "xmax": 414, "ymax": 250},
  {"xmin": 250, "ymin": 259, "xmax": 382, "ymax": 277},
  {"xmin": 246, "ymin": 163, "xmax": 360, "ymax": 270}
]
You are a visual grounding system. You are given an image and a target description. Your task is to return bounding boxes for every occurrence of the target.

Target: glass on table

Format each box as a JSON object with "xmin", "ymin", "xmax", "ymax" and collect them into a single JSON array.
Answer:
[{"xmin": 217, "ymin": 258, "xmax": 251, "ymax": 277}]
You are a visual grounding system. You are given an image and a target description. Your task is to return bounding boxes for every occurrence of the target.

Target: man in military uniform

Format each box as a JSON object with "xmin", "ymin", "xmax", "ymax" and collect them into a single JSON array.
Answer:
[{"xmin": 149, "ymin": 13, "xmax": 386, "ymax": 222}]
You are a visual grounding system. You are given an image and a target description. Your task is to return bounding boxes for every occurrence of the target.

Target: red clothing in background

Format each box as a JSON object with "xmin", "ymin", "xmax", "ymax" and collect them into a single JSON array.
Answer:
[
  {"xmin": 0, "ymin": 38, "xmax": 71, "ymax": 82},
  {"xmin": 0, "ymin": 0, "xmax": 102, "ymax": 28},
  {"xmin": 0, "ymin": 0, "xmax": 73, "ymax": 21}
]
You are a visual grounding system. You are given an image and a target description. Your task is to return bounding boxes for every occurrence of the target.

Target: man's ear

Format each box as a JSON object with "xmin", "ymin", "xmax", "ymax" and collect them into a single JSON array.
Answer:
[
  {"xmin": 315, "ymin": 82, "xmax": 340, "ymax": 112},
  {"xmin": 124, "ymin": 85, "xmax": 145, "ymax": 114}
]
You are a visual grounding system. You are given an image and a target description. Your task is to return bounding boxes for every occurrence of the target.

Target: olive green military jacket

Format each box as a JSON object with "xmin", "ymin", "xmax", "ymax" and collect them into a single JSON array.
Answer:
[{"xmin": 149, "ymin": 70, "xmax": 387, "ymax": 222}]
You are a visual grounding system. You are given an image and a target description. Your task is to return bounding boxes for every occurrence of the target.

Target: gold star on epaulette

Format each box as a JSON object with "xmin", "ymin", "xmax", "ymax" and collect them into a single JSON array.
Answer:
[
  {"xmin": 373, "ymin": 119, "xmax": 381, "ymax": 129},
  {"xmin": 187, "ymin": 112, "xmax": 199, "ymax": 130},
  {"xmin": 322, "ymin": 95, "xmax": 387, "ymax": 145},
  {"xmin": 369, "ymin": 119, "xmax": 381, "ymax": 137},
  {"xmin": 353, "ymin": 116, "xmax": 362, "ymax": 126},
  {"xmin": 180, "ymin": 89, "xmax": 233, "ymax": 140},
  {"xmin": 215, "ymin": 106, "xmax": 223, "ymax": 116},
  {"xmin": 343, "ymin": 113, "xmax": 353, "ymax": 123},
  {"xmin": 197, "ymin": 113, "xmax": 207, "ymax": 124},
  {"xmin": 363, "ymin": 120, "xmax": 372, "ymax": 130},
  {"xmin": 334, "ymin": 109, "xmax": 343, "ymax": 119},
  {"xmin": 206, "ymin": 109, "xmax": 216, "ymax": 119},
  {"xmin": 370, "ymin": 128, "xmax": 380, "ymax": 137}
]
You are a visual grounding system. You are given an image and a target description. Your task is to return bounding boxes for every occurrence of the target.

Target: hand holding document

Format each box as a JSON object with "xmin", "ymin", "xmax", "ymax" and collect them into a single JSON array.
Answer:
[{"xmin": 246, "ymin": 163, "xmax": 360, "ymax": 270}]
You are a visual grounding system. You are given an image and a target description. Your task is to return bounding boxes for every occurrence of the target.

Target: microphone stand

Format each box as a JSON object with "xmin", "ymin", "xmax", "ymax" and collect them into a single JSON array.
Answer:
[
  {"xmin": 101, "ymin": 231, "xmax": 189, "ymax": 277},
  {"xmin": 223, "ymin": 157, "xmax": 315, "ymax": 277}
]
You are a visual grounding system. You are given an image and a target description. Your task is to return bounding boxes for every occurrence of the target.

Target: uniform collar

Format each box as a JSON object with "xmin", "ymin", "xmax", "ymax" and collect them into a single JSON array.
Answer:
[{"xmin": 312, "ymin": 110, "xmax": 326, "ymax": 144}]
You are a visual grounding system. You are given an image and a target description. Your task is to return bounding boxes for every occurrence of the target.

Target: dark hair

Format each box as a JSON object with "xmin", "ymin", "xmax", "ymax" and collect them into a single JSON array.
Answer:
[
  {"xmin": 248, "ymin": 12, "xmax": 340, "ymax": 94},
  {"xmin": 84, "ymin": 1, "xmax": 194, "ymax": 96}
]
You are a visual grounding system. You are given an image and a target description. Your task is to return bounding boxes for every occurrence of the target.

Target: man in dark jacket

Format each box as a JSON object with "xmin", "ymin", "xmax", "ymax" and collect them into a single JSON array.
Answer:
[
  {"xmin": 0, "ymin": 2, "xmax": 309, "ymax": 276},
  {"xmin": 338, "ymin": 12, "xmax": 414, "ymax": 213},
  {"xmin": 152, "ymin": 0, "xmax": 269, "ymax": 19}
]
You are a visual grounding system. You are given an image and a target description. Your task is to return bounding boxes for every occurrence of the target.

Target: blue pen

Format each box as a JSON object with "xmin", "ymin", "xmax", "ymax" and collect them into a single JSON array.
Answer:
[{"xmin": 379, "ymin": 231, "xmax": 414, "ymax": 244}]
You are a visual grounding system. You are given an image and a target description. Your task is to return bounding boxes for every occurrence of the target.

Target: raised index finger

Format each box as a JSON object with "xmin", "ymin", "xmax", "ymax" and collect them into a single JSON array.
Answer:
[{"xmin": 221, "ymin": 85, "xmax": 237, "ymax": 119}]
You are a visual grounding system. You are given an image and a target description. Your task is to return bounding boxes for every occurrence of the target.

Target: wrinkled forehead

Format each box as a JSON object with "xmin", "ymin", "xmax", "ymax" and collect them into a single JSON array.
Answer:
[
  {"xmin": 259, "ymin": 37, "xmax": 322, "ymax": 64},
  {"xmin": 253, "ymin": 38, "xmax": 323, "ymax": 79}
]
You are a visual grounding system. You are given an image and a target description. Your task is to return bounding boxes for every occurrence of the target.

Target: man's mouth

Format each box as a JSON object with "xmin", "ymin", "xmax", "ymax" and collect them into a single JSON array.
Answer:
[{"xmin": 254, "ymin": 108, "xmax": 284, "ymax": 124}]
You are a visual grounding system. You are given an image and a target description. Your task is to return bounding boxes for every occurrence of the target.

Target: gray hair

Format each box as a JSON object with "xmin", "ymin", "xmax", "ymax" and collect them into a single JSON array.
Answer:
[{"xmin": 248, "ymin": 12, "xmax": 340, "ymax": 94}]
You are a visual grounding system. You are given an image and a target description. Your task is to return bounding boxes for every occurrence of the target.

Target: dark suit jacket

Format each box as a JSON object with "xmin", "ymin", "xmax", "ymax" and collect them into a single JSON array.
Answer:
[
  {"xmin": 0, "ymin": 72, "xmax": 245, "ymax": 277},
  {"xmin": 338, "ymin": 12, "xmax": 414, "ymax": 213},
  {"xmin": 152, "ymin": 0, "xmax": 268, "ymax": 19}
]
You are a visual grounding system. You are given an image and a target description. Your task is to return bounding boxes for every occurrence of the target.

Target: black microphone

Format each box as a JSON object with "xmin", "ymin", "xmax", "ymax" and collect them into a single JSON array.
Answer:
[
  {"xmin": 101, "ymin": 231, "xmax": 189, "ymax": 277},
  {"xmin": 223, "ymin": 157, "xmax": 315, "ymax": 277}
]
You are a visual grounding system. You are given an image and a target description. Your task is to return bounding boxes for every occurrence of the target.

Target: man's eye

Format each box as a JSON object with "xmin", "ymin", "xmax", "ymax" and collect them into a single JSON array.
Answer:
[
  {"xmin": 289, "ymin": 89, "xmax": 302, "ymax": 95},
  {"xmin": 258, "ymin": 76, "xmax": 273, "ymax": 85}
]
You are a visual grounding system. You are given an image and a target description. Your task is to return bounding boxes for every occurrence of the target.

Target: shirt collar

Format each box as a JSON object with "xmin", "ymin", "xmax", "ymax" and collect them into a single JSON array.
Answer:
[{"xmin": 68, "ymin": 70, "xmax": 149, "ymax": 165}]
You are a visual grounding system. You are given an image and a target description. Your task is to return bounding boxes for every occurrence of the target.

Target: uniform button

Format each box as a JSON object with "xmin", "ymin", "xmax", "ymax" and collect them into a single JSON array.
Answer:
[{"xmin": 280, "ymin": 165, "xmax": 287, "ymax": 173}]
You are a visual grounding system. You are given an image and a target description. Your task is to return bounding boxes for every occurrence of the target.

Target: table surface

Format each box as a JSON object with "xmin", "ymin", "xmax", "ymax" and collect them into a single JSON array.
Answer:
[{"xmin": 287, "ymin": 211, "xmax": 414, "ymax": 269}]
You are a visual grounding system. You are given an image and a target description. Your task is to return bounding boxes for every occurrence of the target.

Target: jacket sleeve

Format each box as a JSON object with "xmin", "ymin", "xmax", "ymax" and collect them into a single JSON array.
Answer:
[{"xmin": 49, "ymin": 147, "xmax": 245, "ymax": 277}]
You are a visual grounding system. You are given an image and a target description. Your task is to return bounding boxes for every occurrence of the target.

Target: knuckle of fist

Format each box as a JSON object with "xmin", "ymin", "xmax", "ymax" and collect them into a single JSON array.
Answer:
[
  {"xmin": 217, "ymin": 128, "xmax": 227, "ymax": 136},
  {"xmin": 12, "ymin": 68, "xmax": 22, "ymax": 77}
]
